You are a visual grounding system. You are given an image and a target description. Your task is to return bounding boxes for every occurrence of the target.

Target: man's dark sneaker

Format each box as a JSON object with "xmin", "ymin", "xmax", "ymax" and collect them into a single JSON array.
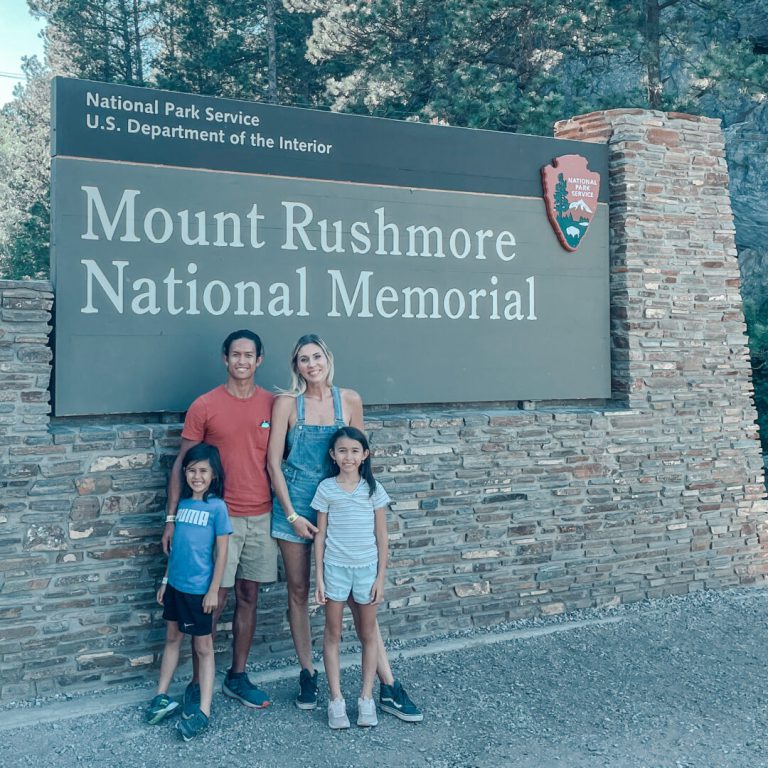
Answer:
[
  {"xmin": 296, "ymin": 668, "xmax": 318, "ymax": 710},
  {"xmin": 182, "ymin": 682, "xmax": 201, "ymax": 719},
  {"xmin": 222, "ymin": 671, "xmax": 270, "ymax": 708},
  {"xmin": 177, "ymin": 708, "xmax": 209, "ymax": 741},
  {"xmin": 379, "ymin": 680, "xmax": 423, "ymax": 722},
  {"xmin": 145, "ymin": 693, "xmax": 179, "ymax": 725}
]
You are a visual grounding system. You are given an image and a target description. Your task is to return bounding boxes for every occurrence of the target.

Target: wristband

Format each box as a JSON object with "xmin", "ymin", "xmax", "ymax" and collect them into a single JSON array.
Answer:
[
  {"xmin": 165, "ymin": 516, "xmax": 176, "ymax": 523},
  {"xmin": 161, "ymin": 577, "xmax": 168, "ymax": 585},
  {"xmin": 286, "ymin": 512, "xmax": 299, "ymax": 523}
]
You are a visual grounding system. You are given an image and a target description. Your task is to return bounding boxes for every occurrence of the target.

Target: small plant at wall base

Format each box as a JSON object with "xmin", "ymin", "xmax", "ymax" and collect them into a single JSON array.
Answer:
[{"xmin": 743, "ymin": 295, "xmax": 768, "ymax": 455}]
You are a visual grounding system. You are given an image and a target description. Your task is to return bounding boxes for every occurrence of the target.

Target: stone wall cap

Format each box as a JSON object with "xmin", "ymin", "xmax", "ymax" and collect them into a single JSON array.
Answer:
[
  {"xmin": 0, "ymin": 279, "xmax": 53, "ymax": 292},
  {"xmin": 666, "ymin": 112, "xmax": 721, "ymax": 125},
  {"xmin": 557, "ymin": 109, "xmax": 721, "ymax": 127}
]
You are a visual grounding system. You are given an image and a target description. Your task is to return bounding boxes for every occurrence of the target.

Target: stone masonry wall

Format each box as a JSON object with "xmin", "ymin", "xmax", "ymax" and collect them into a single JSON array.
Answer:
[{"xmin": 1, "ymin": 109, "xmax": 766, "ymax": 702}]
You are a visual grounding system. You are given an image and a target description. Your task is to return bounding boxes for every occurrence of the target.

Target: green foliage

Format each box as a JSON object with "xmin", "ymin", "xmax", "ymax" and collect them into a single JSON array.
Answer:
[
  {"xmin": 152, "ymin": 0, "xmax": 264, "ymax": 97},
  {"xmin": 3, "ymin": 0, "xmax": 768, "ymax": 287},
  {"xmin": 288, "ymin": 0, "xmax": 599, "ymax": 134},
  {"xmin": 151, "ymin": 0, "xmax": 321, "ymax": 104},
  {"xmin": 589, "ymin": 0, "xmax": 768, "ymax": 114},
  {"xmin": 743, "ymin": 295, "xmax": 768, "ymax": 452},
  {"xmin": 29, "ymin": 0, "xmax": 152, "ymax": 84},
  {"xmin": 0, "ymin": 56, "xmax": 51, "ymax": 279},
  {"xmin": 2, "ymin": 197, "xmax": 50, "ymax": 280},
  {"xmin": 695, "ymin": 37, "xmax": 768, "ymax": 109}
]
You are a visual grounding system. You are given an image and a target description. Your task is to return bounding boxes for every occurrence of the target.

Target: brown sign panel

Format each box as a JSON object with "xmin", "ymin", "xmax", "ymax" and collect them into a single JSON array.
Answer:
[{"xmin": 50, "ymin": 78, "xmax": 611, "ymax": 415}]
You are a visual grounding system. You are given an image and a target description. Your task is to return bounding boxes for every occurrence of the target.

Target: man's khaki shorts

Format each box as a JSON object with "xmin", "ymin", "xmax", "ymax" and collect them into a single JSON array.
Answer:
[{"xmin": 221, "ymin": 513, "xmax": 278, "ymax": 588}]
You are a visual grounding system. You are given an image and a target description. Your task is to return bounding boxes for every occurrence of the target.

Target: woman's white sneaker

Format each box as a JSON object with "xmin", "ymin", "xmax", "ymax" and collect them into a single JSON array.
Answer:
[
  {"xmin": 357, "ymin": 696, "xmax": 378, "ymax": 727},
  {"xmin": 327, "ymin": 697, "xmax": 350, "ymax": 729}
]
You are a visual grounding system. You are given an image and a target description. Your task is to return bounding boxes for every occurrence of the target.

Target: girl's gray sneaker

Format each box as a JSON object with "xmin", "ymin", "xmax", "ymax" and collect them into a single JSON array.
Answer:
[
  {"xmin": 327, "ymin": 697, "xmax": 350, "ymax": 729},
  {"xmin": 357, "ymin": 696, "xmax": 378, "ymax": 727}
]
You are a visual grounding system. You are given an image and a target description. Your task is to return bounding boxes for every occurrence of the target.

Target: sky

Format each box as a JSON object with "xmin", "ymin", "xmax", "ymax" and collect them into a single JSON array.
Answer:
[{"xmin": 0, "ymin": 1, "xmax": 46, "ymax": 105}]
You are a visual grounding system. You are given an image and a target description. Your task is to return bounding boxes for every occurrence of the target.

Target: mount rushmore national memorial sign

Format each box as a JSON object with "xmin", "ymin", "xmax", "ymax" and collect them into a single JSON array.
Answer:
[
  {"xmin": 0, "ymin": 85, "xmax": 763, "ymax": 702},
  {"xmin": 51, "ymin": 77, "xmax": 609, "ymax": 415}
]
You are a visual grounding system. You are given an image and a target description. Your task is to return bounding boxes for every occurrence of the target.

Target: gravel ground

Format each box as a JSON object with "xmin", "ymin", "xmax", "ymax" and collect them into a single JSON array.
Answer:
[{"xmin": 4, "ymin": 586, "xmax": 768, "ymax": 768}]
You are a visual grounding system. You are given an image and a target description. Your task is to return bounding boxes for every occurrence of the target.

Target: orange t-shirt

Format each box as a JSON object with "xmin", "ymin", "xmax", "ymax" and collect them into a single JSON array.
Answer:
[{"xmin": 182, "ymin": 385, "xmax": 274, "ymax": 517}]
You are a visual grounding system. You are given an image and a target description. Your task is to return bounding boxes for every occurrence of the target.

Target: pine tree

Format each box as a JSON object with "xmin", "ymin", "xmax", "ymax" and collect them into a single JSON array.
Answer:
[
  {"xmin": 554, "ymin": 174, "xmax": 569, "ymax": 217},
  {"xmin": 4, "ymin": 0, "xmax": 767, "ymax": 279},
  {"xmin": 152, "ymin": 0, "xmax": 261, "ymax": 98},
  {"xmin": 595, "ymin": 0, "xmax": 768, "ymax": 113},
  {"xmin": 151, "ymin": 0, "xmax": 323, "ymax": 104},
  {"xmin": 286, "ymin": 0, "xmax": 629, "ymax": 133},
  {"xmin": 29, "ymin": 0, "xmax": 151, "ymax": 85},
  {"xmin": 0, "ymin": 57, "xmax": 51, "ymax": 279}
]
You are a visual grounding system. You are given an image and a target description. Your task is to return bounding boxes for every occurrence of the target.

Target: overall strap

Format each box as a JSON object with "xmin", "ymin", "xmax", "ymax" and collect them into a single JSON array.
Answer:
[
  {"xmin": 295, "ymin": 393, "xmax": 306, "ymax": 425},
  {"xmin": 331, "ymin": 386, "xmax": 345, "ymax": 426}
]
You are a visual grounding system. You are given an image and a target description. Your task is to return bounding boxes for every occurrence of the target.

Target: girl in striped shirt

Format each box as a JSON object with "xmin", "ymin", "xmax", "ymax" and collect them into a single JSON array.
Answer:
[{"xmin": 312, "ymin": 426, "xmax": 390, "ymax": 729}]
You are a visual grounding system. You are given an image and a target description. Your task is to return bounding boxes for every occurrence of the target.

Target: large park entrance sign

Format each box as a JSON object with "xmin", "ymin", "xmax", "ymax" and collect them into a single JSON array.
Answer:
[{"xmin": 50, "ymin": 77, "xmax": 610, "ymax": 415}]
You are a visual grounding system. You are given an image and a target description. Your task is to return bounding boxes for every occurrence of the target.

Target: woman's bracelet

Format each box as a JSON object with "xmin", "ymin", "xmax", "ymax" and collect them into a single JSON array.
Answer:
[
  {"xmin": 161, "ymin": 577, "xmax": 168, "ymax": 585},
  {"xmin": 286, "ymin": 512, "xmax": 299, "ymax": 524},
  {"xmin": 165, "ymin": 515, "xmax": 176, "ymax": 523}
]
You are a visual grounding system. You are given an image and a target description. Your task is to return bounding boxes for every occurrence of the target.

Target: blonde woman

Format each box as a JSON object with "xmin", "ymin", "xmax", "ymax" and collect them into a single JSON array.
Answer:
[{"xmin": 268, "ymin": 334, "xmax": 422, "ymax": 721}]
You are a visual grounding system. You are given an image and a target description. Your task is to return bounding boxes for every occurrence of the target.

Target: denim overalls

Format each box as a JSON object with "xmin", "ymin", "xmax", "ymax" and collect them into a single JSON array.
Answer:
[{"xmin": 271, "ymin": 386, "xmax": 346, "ymax": 544}]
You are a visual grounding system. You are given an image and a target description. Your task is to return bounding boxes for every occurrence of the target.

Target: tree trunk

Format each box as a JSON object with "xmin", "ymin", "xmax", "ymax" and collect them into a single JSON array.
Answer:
[
  {"xmin": 133, "ymin": 0, "xmax": 144, "ymax": 85},
  {"xmin": 117, "ymin": 0, "xmax": 134, "ymax": 81},
  {"xmin": 100, "ymin": 1, "xmax": 112, "ymax": 82},
  {"xmin": 265, "ymin": 0, "xmax": 278, "ymax": 103},
  {"xmin": 644, "ymin": 0, "xmax": 663, "ymax": 109}
]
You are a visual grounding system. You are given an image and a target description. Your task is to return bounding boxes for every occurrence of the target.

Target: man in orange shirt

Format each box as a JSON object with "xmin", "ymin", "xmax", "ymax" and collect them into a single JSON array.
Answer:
[{"xmin": 162, "ymin": 329, "xmax": 277, "ymax": 714}]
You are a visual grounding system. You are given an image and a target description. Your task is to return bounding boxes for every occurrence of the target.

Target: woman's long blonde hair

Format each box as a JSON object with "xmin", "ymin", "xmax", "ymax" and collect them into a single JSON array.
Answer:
[{"xmin": 281, "ymin": 334, "xmax": 335, "ymax": 396}]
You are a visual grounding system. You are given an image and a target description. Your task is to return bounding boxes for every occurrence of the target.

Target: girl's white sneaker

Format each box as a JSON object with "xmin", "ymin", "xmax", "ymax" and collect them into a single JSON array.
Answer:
[
  {"xmin": 357, "ymin": 696, "xmax": 378, "ymax": 727},
  {"xmin": 328, "ymin": 697, "xmax": 350, "ymax": 729}
]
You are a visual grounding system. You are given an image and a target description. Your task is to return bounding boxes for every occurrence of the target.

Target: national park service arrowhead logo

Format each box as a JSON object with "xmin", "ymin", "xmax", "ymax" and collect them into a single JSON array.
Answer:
[{"xmin": 541, "ymin": 154, "xmax": 600, "ymax": 252}]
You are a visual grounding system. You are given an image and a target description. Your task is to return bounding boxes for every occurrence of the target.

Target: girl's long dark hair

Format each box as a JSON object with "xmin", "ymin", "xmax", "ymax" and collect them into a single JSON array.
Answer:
[
  {"xmin": 180, "ymin": 442, "xmax": 225, "ymax": 501},
  {"xmin": 328, "ymin": 426, "xmax": 376, "ymax": 496}
]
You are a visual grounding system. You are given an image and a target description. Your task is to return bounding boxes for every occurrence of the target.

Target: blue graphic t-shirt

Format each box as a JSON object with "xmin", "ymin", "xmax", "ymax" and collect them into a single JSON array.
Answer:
[{"xmin": 168, "ymin": 496, "xmax": 232, "ymax": 595}]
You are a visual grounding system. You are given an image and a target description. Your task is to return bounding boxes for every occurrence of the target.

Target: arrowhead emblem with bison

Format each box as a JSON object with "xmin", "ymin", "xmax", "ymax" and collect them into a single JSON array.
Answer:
[{"xmin": 541, "ymin": 154, "xmax": 600, "ymax": 252}]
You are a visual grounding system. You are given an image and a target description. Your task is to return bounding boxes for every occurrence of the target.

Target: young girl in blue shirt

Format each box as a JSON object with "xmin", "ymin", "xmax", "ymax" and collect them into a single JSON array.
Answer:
[
  {"xmin": 145, "ymin": 442, "xmax": 232, "ymax": 741},
  {"xmin": 312, "ymin": 426, "xmax": 390, "ymax": 729}
]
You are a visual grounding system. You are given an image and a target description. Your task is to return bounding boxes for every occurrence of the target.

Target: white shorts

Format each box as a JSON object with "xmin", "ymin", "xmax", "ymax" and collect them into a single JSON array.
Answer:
[{"xmin": 323, "ymin": 562, "xmax": 378, "ymax": 604}]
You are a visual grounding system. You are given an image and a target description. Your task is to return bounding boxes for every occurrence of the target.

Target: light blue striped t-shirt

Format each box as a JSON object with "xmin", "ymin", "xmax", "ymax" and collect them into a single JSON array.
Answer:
[{"xmin": 311, "ymin": 478, "xmax": 390, "ymax": 567}]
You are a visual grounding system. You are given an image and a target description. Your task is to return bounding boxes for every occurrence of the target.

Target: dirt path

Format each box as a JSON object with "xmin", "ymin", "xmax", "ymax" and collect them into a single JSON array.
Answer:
[{"xmin": 4, "ymin": 587, "xmax": 768, "ymax": 767}]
